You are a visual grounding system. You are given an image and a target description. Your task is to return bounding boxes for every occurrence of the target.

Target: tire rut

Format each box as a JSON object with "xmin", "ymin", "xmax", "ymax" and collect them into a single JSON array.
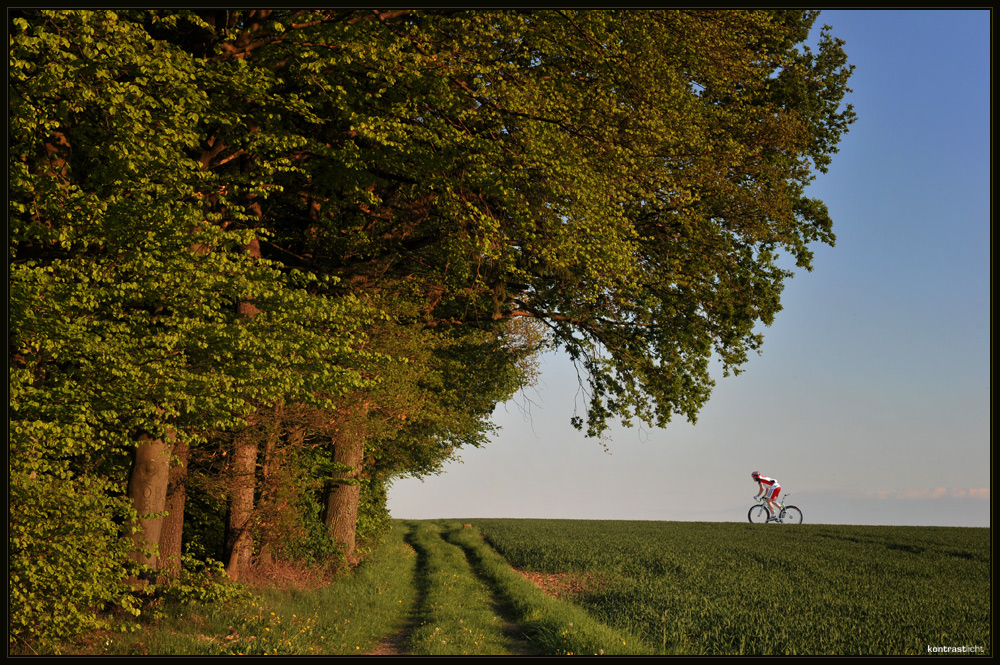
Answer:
[{"xmin": 370, "ymin": 521, "xmax": 535, "ymax": 656}]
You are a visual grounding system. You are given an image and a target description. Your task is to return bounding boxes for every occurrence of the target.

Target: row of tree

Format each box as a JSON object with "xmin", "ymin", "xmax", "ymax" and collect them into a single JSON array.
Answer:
[{"xmin": 9, "ymin": 9, "xmax": 854, "ymax": 648}]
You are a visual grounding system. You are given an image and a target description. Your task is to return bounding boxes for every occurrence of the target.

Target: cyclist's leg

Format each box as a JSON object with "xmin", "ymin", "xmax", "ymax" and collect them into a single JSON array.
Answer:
[{"xmin": 767, "ymin": 486, "xmax": 782, "ymax": 518}]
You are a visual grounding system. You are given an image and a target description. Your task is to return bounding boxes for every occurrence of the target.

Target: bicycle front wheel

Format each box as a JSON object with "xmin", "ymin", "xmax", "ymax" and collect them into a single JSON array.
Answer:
[
  {"xmin": 748, "ymin": 504, "xmax": 770, "ymax": 523},
  {"xmin": 782, "ymin": 506, "xmax": 803, "ymax": 524}
]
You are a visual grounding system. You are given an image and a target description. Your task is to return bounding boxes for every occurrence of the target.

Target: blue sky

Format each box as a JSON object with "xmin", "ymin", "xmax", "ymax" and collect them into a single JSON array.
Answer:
[{"xmin": 388, "ymin": 10, "xmax": 991, "ymax": 527}]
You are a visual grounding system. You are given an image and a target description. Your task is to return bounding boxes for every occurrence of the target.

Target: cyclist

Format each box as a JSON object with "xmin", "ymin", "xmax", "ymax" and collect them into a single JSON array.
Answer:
[{"xmin": 751, "ymin": 471, "xmax": 782, "ymax": 521}]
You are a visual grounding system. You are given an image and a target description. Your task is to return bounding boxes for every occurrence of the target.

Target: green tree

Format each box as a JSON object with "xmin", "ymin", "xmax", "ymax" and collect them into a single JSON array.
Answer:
[
  {"xmin": 8, "ymin": 9, "xmax": 373, "ymax": 644},
  {"xmin": 319, "ymin": 305, "xmax": 539, "ymax": 559},
  {"xmin": 9, "ymin": 9, "xmax": 854, "ymax": 648},
  {"xmin": 228, "ymin": 8, "xmax": 854, "ymax": 435},
  {"xmin": 140, "ymin": 7, "xmax": 853, "ymax": 558},
  {"xmin": 165, "ymin": 7, "xmax": 854, "ymax": 556}
]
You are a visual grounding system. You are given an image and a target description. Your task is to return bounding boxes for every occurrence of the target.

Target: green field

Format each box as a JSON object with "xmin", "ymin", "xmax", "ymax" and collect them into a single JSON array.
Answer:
[
  {"xmin": 52, "ymin": 519, "xmax": 990, "ymax": 656},
  {"xmin": 471, "ymin": 519, "xmax": 991, "ymax": 655}
]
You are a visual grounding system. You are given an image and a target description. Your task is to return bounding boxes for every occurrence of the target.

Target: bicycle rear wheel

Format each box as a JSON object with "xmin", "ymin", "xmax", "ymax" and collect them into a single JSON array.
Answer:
[
  {"xmin": 781, "ymin": 506, "xmax": 803, "ymax": 524},
  {"xmin": 748, "ymin": 504, "xmax": 770, "ymax": 523}
]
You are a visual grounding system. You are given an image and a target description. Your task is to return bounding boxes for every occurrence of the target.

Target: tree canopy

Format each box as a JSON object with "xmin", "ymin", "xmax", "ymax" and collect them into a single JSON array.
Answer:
[{"xmin": 8, "ymin": 9, "xmax": 854, "ymax": 649}]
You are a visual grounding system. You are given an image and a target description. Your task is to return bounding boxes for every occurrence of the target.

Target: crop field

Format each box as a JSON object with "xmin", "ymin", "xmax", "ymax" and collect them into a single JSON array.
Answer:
[
  {"xmin": 472, "ymin": 520, "xmax": 991, "ymax": 655},
  {"xmin": 41, "ymin": 519, "xmax": 988, "ymax": 656}
]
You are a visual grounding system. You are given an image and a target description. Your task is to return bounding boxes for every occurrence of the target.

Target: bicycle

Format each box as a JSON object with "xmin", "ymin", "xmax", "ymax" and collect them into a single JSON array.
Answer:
[{"xmin": 748, "ymin": 494, "xmax": 802, "ymax": 524}]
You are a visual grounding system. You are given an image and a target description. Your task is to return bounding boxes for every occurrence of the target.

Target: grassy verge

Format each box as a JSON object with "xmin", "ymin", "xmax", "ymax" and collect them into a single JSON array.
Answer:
[{"xmin": 77, "ymin": 523, "xmax": 418, "ymax": 656}]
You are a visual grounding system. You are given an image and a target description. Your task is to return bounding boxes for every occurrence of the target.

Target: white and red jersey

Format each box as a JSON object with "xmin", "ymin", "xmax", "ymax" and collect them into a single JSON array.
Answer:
[{"xmin": 757, "ymin": 475, "xmax": 781, "ymax": 499}]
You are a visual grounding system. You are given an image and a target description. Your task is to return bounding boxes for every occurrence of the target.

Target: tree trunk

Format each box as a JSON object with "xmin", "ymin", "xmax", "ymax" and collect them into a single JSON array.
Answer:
[
  {"xmin": 158, "ymin": 438, "xmax": 190, "ymax": 579},
  {"xmin": 224, "ymin": 428, "xmax": 258, "ymax": 580},
  {"xmin": 323, "ymin": 476, "xmax": 361, "ymax": 563},
  {"xmin": 322, "ymin": 403, "xmax": 368, "ymax": 563},
  {"xmin": 127, "ymin": 429, "xmax": 174, "ymax": 573},
  {"xmin": 224, "ymin": 232, "xmax": 263, "ymax": 580}
]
